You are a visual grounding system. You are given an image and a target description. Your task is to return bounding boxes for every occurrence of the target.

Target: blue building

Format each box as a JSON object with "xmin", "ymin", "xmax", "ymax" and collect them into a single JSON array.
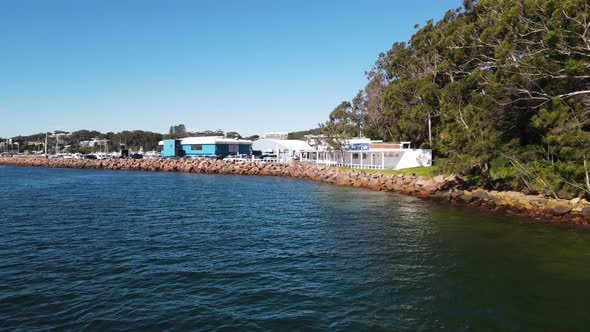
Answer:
[{"xmin": 160, "ymin": 136, "xmax": 252, "ymax": 158}]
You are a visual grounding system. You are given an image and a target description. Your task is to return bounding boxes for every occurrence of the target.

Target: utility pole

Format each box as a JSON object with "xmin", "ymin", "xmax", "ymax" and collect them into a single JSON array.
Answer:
[{"xmin": 428, "ymin": 113, "xmax": 432, "ymax": 147}]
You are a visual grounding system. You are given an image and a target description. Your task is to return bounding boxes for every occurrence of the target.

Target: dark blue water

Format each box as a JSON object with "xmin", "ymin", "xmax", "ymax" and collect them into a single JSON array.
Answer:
[{"xmin": 1, "ymin": 165, "xmax": 590, "ymax": 331}]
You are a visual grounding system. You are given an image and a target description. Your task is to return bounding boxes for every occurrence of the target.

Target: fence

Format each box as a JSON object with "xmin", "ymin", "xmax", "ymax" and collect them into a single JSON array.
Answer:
[{"xmin": 299, "ymin": 149, "xmax": 432, "ymax": 170}]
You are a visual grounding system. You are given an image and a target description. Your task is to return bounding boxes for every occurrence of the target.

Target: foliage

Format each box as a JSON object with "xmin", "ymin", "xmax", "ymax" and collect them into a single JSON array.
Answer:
[
  {"xmin": 328, "ymin": 0, "xmax": 590, "ymax": 199},
  {"xmin": 337, "ymin": 165, "xmax": 441, "ymax": 178},
  {"xmin": 225, "ymin": 131, "xmax": 242, "ymax": 139},
  {"xmin": 244, "ymin": 135, "xmax": 260, "ymax": 141},
  {"xmin": 287, "ymin": 128, "xmax": 322, "ymax": 140},
  {"xmin": 9, "ymin": 129, "xmax": 163, "ymax": 154},
  {"xmin": 9, "ymin": 125, "xmax": 244, "ymax": 154},
  {"xmin": 165, "ymin": 125, "xmax": 235, "ymax": 139},
  {"xmin": 189, "ymin": 129, "xmax": 225, "ymax": 137},
  {"xmin": 320, "ymin": 101, "xmax": 358, "ymax": 152},
  {"xmin": 109, "ymin": 130, "xmax": 163, "ymax": 152},
  {"xmin": 168, "ymin": 124, "xmax": 188, "ymax": 138}
]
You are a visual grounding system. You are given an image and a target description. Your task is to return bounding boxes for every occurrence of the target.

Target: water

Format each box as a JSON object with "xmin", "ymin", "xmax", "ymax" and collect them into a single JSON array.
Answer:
[{"xmin": 1, "ymin": 165, "xmax": 590, "ymax": 331}]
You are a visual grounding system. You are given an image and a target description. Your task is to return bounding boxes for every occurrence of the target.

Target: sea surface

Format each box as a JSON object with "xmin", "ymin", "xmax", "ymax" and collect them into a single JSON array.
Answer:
[{"xmin": 1, "ymin": 165, "xmax": 590, "ymax": 331}]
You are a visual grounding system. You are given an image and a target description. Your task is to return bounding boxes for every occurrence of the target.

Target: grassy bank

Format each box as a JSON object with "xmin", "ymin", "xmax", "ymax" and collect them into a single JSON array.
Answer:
[{"xmin": 336, "ymin": 165, "xmax": 441, "ymax": 178}]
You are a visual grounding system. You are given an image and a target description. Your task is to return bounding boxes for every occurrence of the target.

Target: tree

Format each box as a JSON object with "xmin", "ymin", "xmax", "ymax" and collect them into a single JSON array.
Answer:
[
  {"xmin": 225, "ymin": 131, "xmax": 242, "ymax": 139},
  {"xmin": 351, "ymin": 90, "xmax": 367, "ymax": 137},
  {"xmin": 244, "ymin": 135, "xmax": 260, "ymax": 141},
  {"xmin": 189, "ymin": 129, "xmax": 224, "ymax": 137},
  {"xmin": 168, "ymin": 124, "xmax": 188, "ymax": 139},
  {"xmin": 320, "ymin": 101, "xmax": 357, "ymax": 164},
  {"xmin": 321, "ymin": 0, "xmax": 590, "ymax": 198},
  {"xmin": 463, "ymin": 0, "xmax": 475, "ymax": 11}
]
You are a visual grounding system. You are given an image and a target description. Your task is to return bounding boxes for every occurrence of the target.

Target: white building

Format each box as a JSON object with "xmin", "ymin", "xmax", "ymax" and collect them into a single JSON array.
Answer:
[
  {"xmin": 252, "ymin": 139, "xmax": 314, "ymax": 158},
  {"xmin": 80, "ymin": 138, "xmax": 109, "ymax": 148},
  {"xmin": 261, "ymin": 132, "xmax": 289, "ymax": 140},
  {"xmin": 303, "ymin": 134, "xmax": 330, "ymax": 151},
  {"xmin": 299, "ymin": 138, "xmax": 432, "ymax": 170}
]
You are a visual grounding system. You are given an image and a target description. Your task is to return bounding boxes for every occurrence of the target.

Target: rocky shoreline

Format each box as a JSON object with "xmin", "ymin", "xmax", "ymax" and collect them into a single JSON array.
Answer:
[{"xmin": 2, "ymin": 156, "xmax": 590, "ymax": 225}]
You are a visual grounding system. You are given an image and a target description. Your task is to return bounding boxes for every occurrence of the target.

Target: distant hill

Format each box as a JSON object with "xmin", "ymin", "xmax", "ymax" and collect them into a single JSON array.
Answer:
[{"xmin": 287, "ymin": 128, "xmax": 321, "ymax": 140}]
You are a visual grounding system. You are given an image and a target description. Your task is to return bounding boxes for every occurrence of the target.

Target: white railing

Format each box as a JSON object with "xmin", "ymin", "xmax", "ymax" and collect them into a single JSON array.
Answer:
[
  {"xmin": 338, "ymin": 163, "xmax": 384, "ymax": 170},
  {"xmin": 298, "ymin": 159, "xmax": 385, "ymax": 170}
]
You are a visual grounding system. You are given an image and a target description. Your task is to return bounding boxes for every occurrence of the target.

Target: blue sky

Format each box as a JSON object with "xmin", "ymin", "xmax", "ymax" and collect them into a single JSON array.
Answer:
[{"xmin": 0, "ymin": 0, "xmax": 461, "ymax": 137}]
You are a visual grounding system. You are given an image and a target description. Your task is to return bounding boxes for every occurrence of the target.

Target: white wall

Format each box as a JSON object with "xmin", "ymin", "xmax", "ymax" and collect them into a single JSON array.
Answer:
[
  {"xmin": 390, "ymin": 149, "xmax": 432, "ymax": 169},
  {"xmin": 301, "ymin": 149, "xmax": 432, "ymax": 170},
  {"xmin": 252, "ymin": 139, "xmax": 313, "ymax": 157}
]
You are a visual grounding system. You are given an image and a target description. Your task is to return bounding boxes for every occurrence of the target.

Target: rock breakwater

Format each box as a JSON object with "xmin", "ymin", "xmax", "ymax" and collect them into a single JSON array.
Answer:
[{"xmin": 2, "ymin": 156, "xmax": 589, "ymax": 225}]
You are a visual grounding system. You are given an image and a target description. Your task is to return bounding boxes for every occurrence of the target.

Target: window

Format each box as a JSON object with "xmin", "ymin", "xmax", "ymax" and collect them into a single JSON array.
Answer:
[
  {"xmin": 191, "ymin": 144, "xmax": 202, "ymax": 150},
  {"xmin": 352, "ymin": 153, "xmax": 359, "ymax": 159}
]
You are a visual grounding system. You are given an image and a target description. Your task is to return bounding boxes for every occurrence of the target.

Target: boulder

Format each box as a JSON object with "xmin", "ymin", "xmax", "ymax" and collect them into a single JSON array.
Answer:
[
  {"xmin": 486, "ymin": 199, "xmax": 497, "ymax": 208},
  {"xmin": 512, "ymin": 201, "xmax": 526, "ymax": 210},
  {"xmin": 450, "ymin": 190, "xmax": 462, "ymax": 200},
  {"xmin": 458, "ymin": 194, "xmax": 475, "ymax": 204},
  {"xmin": 532, "ymin": 198, "xmax": 548, "ymax": 206},
  {"xmin": 417, "ymin": 191, "xmax": 430, "ymax": 198},
  {"xmin": 433, "ymin": 175, "xmax": 444, "ymax": 183},
  {"xmin": 439, "ymin": 174, "xmax": 465, "ymax": 190},
  {"xmin": 368, "ymin": 180, "xmax": 382, "ymax": 191},
  {"xmin": 474, "ymin": 191, "xmax": 489, "ymax": 200},
  {"xmin": 415, "ymin": 177, "xmax": 428, "ymax": 186},
  {"xmin": 551, "ymin": 205, "xmax": 572, "ymax": 216},
  {"xmin": 422, "ymin": 181, "xmax": 440, "ymax": 193}
]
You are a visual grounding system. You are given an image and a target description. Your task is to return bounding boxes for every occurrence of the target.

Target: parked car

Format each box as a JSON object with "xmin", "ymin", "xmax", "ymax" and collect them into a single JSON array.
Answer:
[
  {"xmin": 130, "ymin": 153, "xmax": 143, "ymax": 159},
  {"xmin": 224, "ymin": 155, "xmax": 249, "ymax": 162},
  {"xmin": 258, "ymin": 154, "xmax": 277, "ymax": 160}
]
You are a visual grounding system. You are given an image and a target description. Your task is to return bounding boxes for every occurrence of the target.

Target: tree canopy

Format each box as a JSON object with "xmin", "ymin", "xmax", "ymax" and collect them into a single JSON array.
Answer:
[{"xmin": 324, "ymin": 0, "xmax": 590, "ymax": 198}]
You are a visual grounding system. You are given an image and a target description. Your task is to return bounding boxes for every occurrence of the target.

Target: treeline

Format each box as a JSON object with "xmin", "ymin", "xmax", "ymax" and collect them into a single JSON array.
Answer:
[
  {"xmin": 323, "ymin": 0, "xmax": 589, "ymax": 199},
  {"xmin": 7, "ymin": 130, "xmax": 164, "ymax": 154},
  {"xmin": 6, "ymin": 125, "xmax": 250, "ymax": 154},
  {"xmin": 287, "ymin": 128, "xmax": 322, "ymax": 140},
  {"xmin": 167, "ymin": 124, "xmax": 244, "ymax": 140}
]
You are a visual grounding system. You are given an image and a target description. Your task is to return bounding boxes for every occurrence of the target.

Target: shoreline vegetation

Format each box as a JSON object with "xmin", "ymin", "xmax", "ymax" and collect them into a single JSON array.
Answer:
[
  {"xmin": 321, "ymin": 0, "xmax": 590, "ymax": 201},
  {"xmin": 2, "ymin": 156, "xmax": 589, "ymax": 225}
]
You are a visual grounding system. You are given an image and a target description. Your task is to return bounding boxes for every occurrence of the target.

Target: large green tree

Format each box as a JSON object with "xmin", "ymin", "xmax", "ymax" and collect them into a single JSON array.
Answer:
[
  {"xmin": 320, "ymin": 101, "xmax": 358, "ymax": 163},
  {"xmin": 328, "ymin": 0, "xmax": 590, "ymax": 198}
]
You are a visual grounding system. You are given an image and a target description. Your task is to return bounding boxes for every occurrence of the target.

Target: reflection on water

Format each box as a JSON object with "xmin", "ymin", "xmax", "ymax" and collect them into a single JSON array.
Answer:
[{"xmin": 1, "ymin": 165, "xmax": 590, "ymax": 331}]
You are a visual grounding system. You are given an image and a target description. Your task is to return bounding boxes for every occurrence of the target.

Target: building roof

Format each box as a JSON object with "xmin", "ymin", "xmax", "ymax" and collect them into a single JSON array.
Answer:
[
  {"xmin": 261, "ymin": 132, "xmax": 288, "ymax": 139},
  {"xmin": 181, "ymin": 136, "xmax": 252, "ymax": 145},
  {"xmin": 158, "ymin": 136, "xmax": 253, "ymax": 146},
  {"xmin": 252, "ymin": 139, "xmax": 314, "ymax": 152}
]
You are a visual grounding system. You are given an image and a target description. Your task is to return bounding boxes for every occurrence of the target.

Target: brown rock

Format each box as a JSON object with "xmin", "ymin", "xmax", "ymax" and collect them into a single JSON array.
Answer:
[
  {"xmin": 369, "ymin": 181, "xmax": 382, "ymax": 191},
  {"xmin": 512, "ymin": 201, "xmax": 526, "ymax": 210},
  {"xmin": 415, "ymin": 177, "xmax": 428, "ymax": 186},
  {"xmin": 474, "ymin": 191, "xmax": 489, "ymax": 200},
  {"xmin": 531, "ymin": 198, "xmax": 548, "ymax": 206},
  {"xmin": 552, "ymin": 205, "xmax": 572, "ymax": 216},
  {"xmin": 458, "ymin": 194, "xmax": 475, "ymax": 204},
  {"xmin": 450, "ymin": 190, "xmax": 462, "ymax": 200}
]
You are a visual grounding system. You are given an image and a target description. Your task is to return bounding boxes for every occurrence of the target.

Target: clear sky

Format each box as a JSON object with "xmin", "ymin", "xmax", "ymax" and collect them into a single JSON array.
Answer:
[{"xmin": 0, "ymin": 0, "xmax": 461, "ymax": 137}]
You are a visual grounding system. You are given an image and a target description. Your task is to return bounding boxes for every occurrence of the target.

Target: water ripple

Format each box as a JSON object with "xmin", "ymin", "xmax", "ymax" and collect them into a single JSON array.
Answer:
[{"xmin": 2, "ymin": 166, "xmax": 590, "ymax": 330}]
